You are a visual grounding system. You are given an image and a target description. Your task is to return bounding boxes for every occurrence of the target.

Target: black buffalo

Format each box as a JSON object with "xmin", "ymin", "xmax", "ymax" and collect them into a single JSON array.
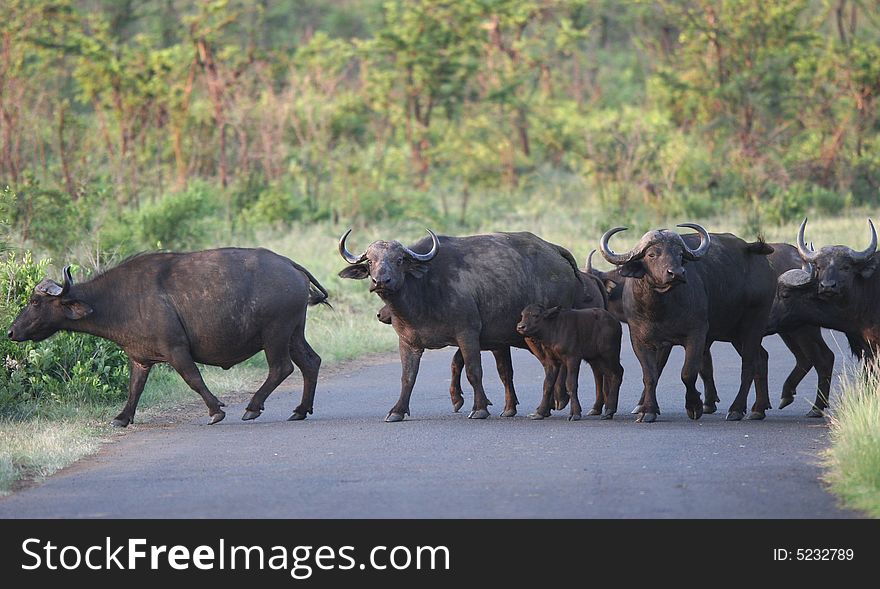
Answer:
[
  {"xmin": 7, "ymin": 249, "xmax": 328, "ymax": 426},
  {"xmin": 592, "ymin": 242, "xmax": 845, "ymax": 418},
  {"xmin": 769, "ymin": 219, "xmax": 879, "ymax": 359},
  {"xmin": 376, "ymin": 260, "xmax": 607, "ymax": 416},
  {"xmin": 339, "ymin": 230, "xmax": 589, "ymax": 421},
  {"xmin": 599, "ymin": 224, "xmax": 776, "ymax": 422}
]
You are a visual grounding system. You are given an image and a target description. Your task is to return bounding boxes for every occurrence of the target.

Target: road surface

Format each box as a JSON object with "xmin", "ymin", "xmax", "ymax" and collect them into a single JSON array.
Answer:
[{"xmin": 0, "ymin": 328, "xmax": 859, "ymax": 518}]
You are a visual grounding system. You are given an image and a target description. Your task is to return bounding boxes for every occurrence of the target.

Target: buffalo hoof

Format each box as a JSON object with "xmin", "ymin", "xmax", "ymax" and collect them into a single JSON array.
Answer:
[
  {"xmin": 385, "ymin": 412, "xmax": 405, "ymax": 423},
  {"xmin": 219, "ymin": 401, "xmax": 226, "ymax": 407},
  {"xmin": 452, "ymin": 399, "xmax": 464, "ymax": 413},
  {"xmin": 500, "ymin": 408, "xmax": 517, "ymax": 417},
  {"xmin": 726, "ymin": 411, "xmax": 744, "ymax": 421},
  {"xmin": 806, "ymin": 408, "xmax": 824, "ymax": 418},
  {"xmin": 208, "ymin": 411, "xmax": 226, "ymax": 425},
  {"xmin": 110, "ymin": 417, "xmax": 130, "ymax": 428},
  {"xmin": 601, "ymin": 412, "xmax": 614, "ymax": 420},
  {"xmin": 241, "ymin": 410, "xmax": 262, "ymax": 421},
  {"xmin": 703, "ymin": 403, "xmax": 717, "ymax": 415},
  {"xmin": 568, "ymin": 413, "xmax": 582, "ymax": 422},
  {"xmin": 687, "ymin": 405, "xmax": 703, "ymax": 421},
  {"xmin": 631, "ymin": 404, "xmax": 642, "ymax": 414},
  {"xmin": 747, "ymin": 411, "xmax": 766, "ymax": 421},
  {"xmin": 636, "ymin": 412, "xmax": 657, "ymax": 423},
  {"xmin": 528, "ymin": 411, "xmax": 548, "ymax": 420},
  {"xmin": 287, "ymin": 411, "xmax": 307, "ymax": 421},
  {"xmin": 587, "ymin": 408, "xmax": 602, "ymax": 416},
  {"xmin": 779, "ymin": 396, "xmax": 794, "ymax": 410},
  {"xmin": 468, "ymin": 409, "xmax": 490, "ymax": 420}
]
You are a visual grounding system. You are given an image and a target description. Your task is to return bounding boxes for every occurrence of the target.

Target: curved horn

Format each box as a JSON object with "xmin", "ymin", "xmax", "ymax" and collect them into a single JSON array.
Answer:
[
  {"xmin": 677, "ymin": 223, "xmax": 711, "ymax": 260},
  {"xmin": 402, "ymin": 229, "xmax": 439, "ymax": 262},
  {"xmin": 849, "ymin": 218, "xmax": 877, "ymax": 261},
  {"xmin": 586, "ymin": 249, "xmax": 596, "ymax": 273},
  {"xmin": 338, "ymin": 228, "xmax": 367, "ymax": 264},
  {"xmin": 599, "ymin": 227, "xmax": 632, "ymax": 266},
  {"xmin": 796, "ymin": 218, "xmax": 818, "ymax": 263},
  {"xmin": 60, "ymin": 265, "xmax": 73, "ymax": 296}
]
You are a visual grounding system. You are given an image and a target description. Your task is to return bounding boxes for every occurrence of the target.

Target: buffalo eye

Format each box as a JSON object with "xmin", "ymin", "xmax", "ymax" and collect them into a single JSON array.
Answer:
[{"xmin": 396, "ymin": 257, "xmax": 404, "ymax": 266}]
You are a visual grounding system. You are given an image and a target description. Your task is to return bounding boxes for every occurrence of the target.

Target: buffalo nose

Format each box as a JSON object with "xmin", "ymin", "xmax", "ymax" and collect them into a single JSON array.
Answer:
[
  {"xmin": 6, "ymin": 329, "xmax": 12, "ymax": 338},
  {"xmin": 667, "ymin": 268, "xmax": 686, "ymax": 282}
]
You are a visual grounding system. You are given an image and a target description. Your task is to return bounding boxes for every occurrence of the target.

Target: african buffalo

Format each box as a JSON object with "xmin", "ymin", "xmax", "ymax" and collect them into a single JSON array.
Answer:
[
  {"xmin": 7, "ymin": 249, "xmax": 328, "ymax": 426},
  {"xmin": 769, "ymin": 219, "xmax": 880, "ymax": 358},
  {"xmin": 339, "ymin": 230, "xmax": 589, "ymax": 421},
  {"xmin": 588, "ymin": 241, "xmax": 839, "ymax": 416},
  {"xmin": 599, "ymin": 224, "xmax": 776, "ymax": 422},
  {"xmin": 516, "ymin": 305, "xmax": 624, "ymax": 420}
]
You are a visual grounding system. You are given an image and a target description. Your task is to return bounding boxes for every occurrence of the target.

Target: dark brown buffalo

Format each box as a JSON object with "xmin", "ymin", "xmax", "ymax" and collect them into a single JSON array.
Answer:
[
  {"xmin": 7, "ymin": 249, "xmax": 328, "ymax": 426},
  {"xmin": 339, "ymin": 230, "xmax": 589, "ymax": 422},
  {"xmin": 794, "ymin": 217, "xmax": 876, "ymax": 300},
  {"xmin": 516, "ymin": 305, "xmax": 624, "ymax": 420},
  {"xmin": 590, "ymin": 243, "xmax": 843, "ymax": 418},
  {"xmin": 373, "ymin": 255, "xmax": 608, "ymax": 418},
  {"xmin": 599, "ymin": 224, "xmax": 776, "ymax": 422},
  {"xmin": 769, "ymin": 221, "xmax": 879, "ymax": 360}
]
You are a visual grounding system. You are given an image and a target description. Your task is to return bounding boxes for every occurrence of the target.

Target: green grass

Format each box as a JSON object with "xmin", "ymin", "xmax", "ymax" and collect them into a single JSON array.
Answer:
[{"xmin": 823, "ymin": 364, "xmax": 880, "ymax": 518}]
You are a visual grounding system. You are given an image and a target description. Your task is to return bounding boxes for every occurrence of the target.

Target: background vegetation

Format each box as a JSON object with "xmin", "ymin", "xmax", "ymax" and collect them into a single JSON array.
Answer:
[{"xmin": 0, "ymin": 0, "xmax": 878, "ymax": 509}]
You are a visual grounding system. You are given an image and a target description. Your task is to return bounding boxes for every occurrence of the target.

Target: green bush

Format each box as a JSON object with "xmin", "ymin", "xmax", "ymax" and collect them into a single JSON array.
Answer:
[{"xmin": 0, "ymin": 251, "xmax": 129, "ymax": 414}]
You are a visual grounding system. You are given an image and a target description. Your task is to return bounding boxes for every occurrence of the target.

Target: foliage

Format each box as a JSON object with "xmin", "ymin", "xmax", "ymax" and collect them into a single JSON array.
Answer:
[{"xmin": 0, "ymin": 252, "xmax": 129, "ymax": 415}]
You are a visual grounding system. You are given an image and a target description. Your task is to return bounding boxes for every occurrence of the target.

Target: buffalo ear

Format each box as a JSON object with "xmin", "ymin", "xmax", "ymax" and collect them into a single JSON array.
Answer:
[
  {"xmin": 544, "ymin": 306, "xmax": 561, "ymax": 320},
  {"xmin": 618, "ymin": 260, "xmax": 646, "ymax": 279},
  {"xmin": 406, "ymin": 262, "xmax": 429, "ymax": 278},
  {"xmin": 338, "ymin": 264, "xmax": 370, "ymax": 280},
  {"xmin": 61, "ymin": 299, "xmax": 93, "ymax": 320},
  {"xmin": 602, "ymin": 276, "xmax": 621, "ymax": 294},
  {"xmin": 859, "ymin": 256, "xmax": 878, "ymax": 279}
]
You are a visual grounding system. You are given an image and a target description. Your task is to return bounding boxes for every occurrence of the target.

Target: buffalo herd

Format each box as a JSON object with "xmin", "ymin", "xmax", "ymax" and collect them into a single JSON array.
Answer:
[{"xmin": 7, "ymin": 220, "xmax": 875, "ymax": 426}]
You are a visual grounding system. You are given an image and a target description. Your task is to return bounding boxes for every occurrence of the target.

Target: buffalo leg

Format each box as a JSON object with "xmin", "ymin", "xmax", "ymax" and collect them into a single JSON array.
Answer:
[
  {"xmin": 458, "ymin": 336, "xmax": 491, "ymax": 419},
  {"xmin": 632, "ymin": 344, "xmax": 671, "ymax": 415},
  {"xmin": 168, "ymin": 349, "xmax": 226, "ymax": 425},
  {"xmin": 242, "ymin": 333, "xmax": 296, "ymax": 421},
  {"xmin": 565, "ymin": 357, "xmax": 583, "ymax": 421},
  {"xmin": 531, "ymin": 358, "xmax": 560, "ymax": 419},
  {"xmin": 799, "ymin": 330, "xmax": 834, "ymax": 417},
  {"xmin": 288, "ymin": 328, "xmax": 322, "ymax": 421},
  {"xmin": 587, "ymin": 364, "xmax": 604, "ymax": 416},
  {"xmin": 492, "ymin": 347, "xmax": 519, "ymax": 417},
  {"xmin": 553, "ymin": 366, "xmax": 570, "ymax": 411},
  {"xmin": 600, "ymin": 358, "xmax": 624, "ymax": 419},
  {"xmin": 110, "ymin": 359, "xmax": 153, "ymax": 428},
  {"xmin": 632, "ymin": 342, "xmax": 666, "ymax": 423},
  {"xmin": 387, "ymin": 341, "xmax": 423, "ymax": 422},
  {"xmin": 727, "ymin": 331, "xmax": 771, "ymax": 420},
  {"xmin": 778, "ymin": 331, "xmax": 811, "ymax": 410},
  {"xmin": 449, "ymin": 350, "xmax": 465, "ymax": 413},
  {"xmin": 700, "ymin": 345, "xmax": 721, "ymax": 413},
  {"xmin": 682, "ymin": 335, "xmax": 706, "ymax": 420}
]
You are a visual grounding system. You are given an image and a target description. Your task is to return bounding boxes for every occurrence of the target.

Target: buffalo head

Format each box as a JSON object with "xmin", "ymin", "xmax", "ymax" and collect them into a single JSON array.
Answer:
[
  {"xmin": 516, "ymin": 304, "xmax": 559, "ymax": 338},
  {"xmin": 7, "ymin": 266, "xmax": 93, "ymax": 342},
  {"xmin": 598, "ymin": 223, "xmax": 710, "ymax": 293},
  {"xmin": 795, "ymin": 217, "xmax": 877, "ymax": 299},
  {"xmin": 337, "ymin": 229, "xmax": 439, "ymax": 296}
]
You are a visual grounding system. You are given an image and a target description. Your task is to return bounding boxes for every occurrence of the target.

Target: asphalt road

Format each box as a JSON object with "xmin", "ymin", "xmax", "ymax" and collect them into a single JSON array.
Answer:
[{"xmin": 0, "ymin": 328, "xmax": 860, "ymax": 518}]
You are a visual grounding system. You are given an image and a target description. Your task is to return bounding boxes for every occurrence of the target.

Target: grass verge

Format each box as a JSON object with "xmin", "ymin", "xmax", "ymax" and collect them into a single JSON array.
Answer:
[{"xmin": 823, "ymin": 365, "xmax": 880, "ymax": 518}]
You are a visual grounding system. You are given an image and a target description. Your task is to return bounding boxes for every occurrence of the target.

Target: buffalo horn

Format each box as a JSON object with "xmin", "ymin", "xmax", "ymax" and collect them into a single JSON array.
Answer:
[
  {"xmin": 402, "ymin": 229, "xmax": 439, "ymax": 262},
  {"xmin": 677, "ymin": 223, "xmax": 710, "ymax": 260},
  {"xmin": 338, "ymin": 229, "xmax": 367, "ymax": 264},
  {"xmin": 849, "ymin": 218, "xmax": 877, "ymax": 262},
  {"xmin": 60, "ymin": 265, "xmax": 73, "ymax": 296},
  {"xmin": 796, "ymin": 218, "xmax": 818, "ymax": 263},
  {"xmin": 599, "ymin": 227, "xmax": 632, "ymax": 266}
]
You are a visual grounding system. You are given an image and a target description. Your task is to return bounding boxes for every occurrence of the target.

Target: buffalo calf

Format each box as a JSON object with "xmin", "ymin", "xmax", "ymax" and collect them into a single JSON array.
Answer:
[{"xmin": 516, "ymin": 305, "xmax": 624, "ymax": 420}]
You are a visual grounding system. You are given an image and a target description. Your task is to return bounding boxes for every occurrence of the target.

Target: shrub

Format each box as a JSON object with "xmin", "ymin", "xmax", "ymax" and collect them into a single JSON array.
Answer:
[{"xmin": 0, "ymin": 252, "xmax": 129, "ymax": 414}]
